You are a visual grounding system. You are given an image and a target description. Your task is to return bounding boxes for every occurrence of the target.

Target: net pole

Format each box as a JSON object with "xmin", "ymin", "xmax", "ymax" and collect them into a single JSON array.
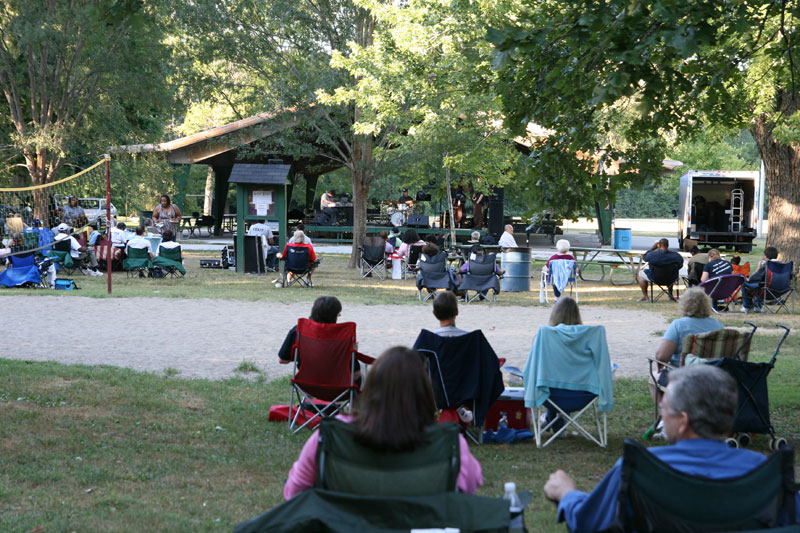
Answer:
[{"xmin": 104, "ymin": 154, "xmax": 112, "ymax": 295}]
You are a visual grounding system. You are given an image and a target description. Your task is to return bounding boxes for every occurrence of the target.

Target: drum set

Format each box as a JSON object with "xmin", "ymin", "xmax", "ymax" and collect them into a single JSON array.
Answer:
[{"xmin": 383, "ymin": 201, "xmax": 415, "ymax": 227}]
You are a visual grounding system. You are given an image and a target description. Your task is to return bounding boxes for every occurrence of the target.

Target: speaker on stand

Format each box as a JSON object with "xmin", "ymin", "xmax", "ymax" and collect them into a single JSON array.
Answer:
[{"xmin": 487, "ymin": 186, "xmax": 505, "ymax": 239}]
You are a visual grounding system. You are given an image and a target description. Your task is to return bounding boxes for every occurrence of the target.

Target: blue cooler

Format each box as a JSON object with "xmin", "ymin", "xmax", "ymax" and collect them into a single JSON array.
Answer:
[{"xmin": 614, "ymin": 228, "xmax": 632, "ymax": 250}]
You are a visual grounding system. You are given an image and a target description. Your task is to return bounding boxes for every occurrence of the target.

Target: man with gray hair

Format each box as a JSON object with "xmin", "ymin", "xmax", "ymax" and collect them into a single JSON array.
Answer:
[{"xmin": 543, "ymin": 365, "xmax": 800, "ymax": 532}]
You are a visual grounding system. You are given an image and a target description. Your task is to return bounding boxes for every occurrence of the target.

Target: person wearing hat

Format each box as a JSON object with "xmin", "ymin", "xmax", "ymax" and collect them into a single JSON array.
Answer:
[
  {"xmin": 62, "ymin": 196, "xmax": 85, "ymax": 226},
  {"xmin": 54, "ymin": 223, "xmax": 102, "ymax": 276},
  {"xmin": 398, "ymin": 188, "xmax": 413, "ymax": 206}
]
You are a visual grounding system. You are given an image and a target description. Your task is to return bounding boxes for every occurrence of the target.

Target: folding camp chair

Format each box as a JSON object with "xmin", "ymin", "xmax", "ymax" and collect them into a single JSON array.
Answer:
[
  {"xmin": 48, "ymin": 238, "xmax": 79, "ymax": 275},
  {"xmin": 645, "ymin": 323, "xmax": 757, "ymax": 441},
  {"xmin": 402, "ymin": 244, "xmax": 423, "ymax": 279},
  {"xmin": 358, "ymin": 236, "xmax": 386, "ymax": 280},
  {"xmin": 412, "ymin": 329, "xmax": 504, "ymax": 445},
  {"xmin": 0, "ymin": 252, "xmax": 49, "ymax": 288},
  {"xmin": 316, "ymin": 418, "xmax": 460, "ymax": 496},
  {"xmin": 761, "ymin": 261, "xmax": 794, "ymax": 314},
  {"xmin": 282, "ymin": 246, "xmax": 317, "ymax": 288},
  {"xmin": 686, "ymin": 261, "xmax": 706, "ymax": 287},
  {"xmin": 647, "ymin": 262, "xmax": 682, "ymax": 302},
  {"xmin": 123, "ymin": 247, "xmax": 153, "ymax": 278},
  {"xmin": 539, "ymin": 259, "xmax": 578, "ymax": 304},
  {"xmin": 415, "ymin": 252, "xmax": 455, "ymax": 301},
  {"xmin": 699, "ymin": 273, "xmax": 746, "ymax": 313},
  {"xmin": 288, "ymin": 319, "xmax": 374, "ymax": 433},
  {"xmin": 458, "ymin": 253, "xmax": 501, "ymax": 303},
  {"xmin": 610, "ymin": 438, "xmax": 797, "ymax": 532},
  {"xmin": 153, "ymin": 245, "xmax": 186, "ymax": 277},
  {"xmin": 524, "ymin": 324, "xmax": 613, "ymax": 448}
]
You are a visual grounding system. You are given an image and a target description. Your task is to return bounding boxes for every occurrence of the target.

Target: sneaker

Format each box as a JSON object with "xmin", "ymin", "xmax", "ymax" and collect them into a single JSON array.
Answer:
[
  {"xmin": 80, "ymin": 268, "xmax": 91, "ymax": 276},
  {"xmin": 90, "ymin": 270, "xmax": 103, "ymax": 277},
  {"xmin": 741, "ymin": 307, "xmax": 750, "ymax": 314}
]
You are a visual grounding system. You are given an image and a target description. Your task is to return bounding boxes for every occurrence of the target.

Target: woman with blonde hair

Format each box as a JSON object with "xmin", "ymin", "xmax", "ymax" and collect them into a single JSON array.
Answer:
[
  {"xmin": 700, "ymin": 248, "xmax": 733, "ymax": 283},
  {"xmin": 548, "ymin": 296, "xmax": 582, "ymax": 326}
]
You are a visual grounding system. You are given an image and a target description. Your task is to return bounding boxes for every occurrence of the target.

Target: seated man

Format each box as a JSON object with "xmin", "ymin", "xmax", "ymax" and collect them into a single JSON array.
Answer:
[
  {"xmin": 498, "ymin": 224, "xmax": 517, "ymax": 248},
  {"xmin": 431, "ymin": 291, "xmax": 469, "ymax": 337},
  {"xmin": 637, "ymin": 238, "xmax": 684, "ymax": 301},
  {"xmin": 741, "ymin": 246, "xmax": 779, "ymax": 313},
  {"xmin": 287, "ymin": 223, "xmax": 313, "ymax": 246},
  {"xmin": 125, "ymin": 226, "xmax": 154, "ymax": 259},
  {"xmin": 247, "ymin": 219, "xmax": 278, "ymax": 271},
  {"xmin": 686, "ymin": 245, "xmax": 708, "ymax": 286},
  {"xmin": 110, "ymin": 222, "xmax": 129, "ymax": 250},
  {"xmin": 544, "ymin": 365, "xmax": 800, "ymax": 532},
  {"xmin": 54, "ymin": 223, "xmax": 103, "ymax": 276}
]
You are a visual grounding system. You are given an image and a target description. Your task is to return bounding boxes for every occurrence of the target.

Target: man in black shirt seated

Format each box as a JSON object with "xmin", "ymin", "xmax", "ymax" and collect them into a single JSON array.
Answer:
[{"xmin": 637, "ymin": 238, "xmax": 684, "ymax": 301}]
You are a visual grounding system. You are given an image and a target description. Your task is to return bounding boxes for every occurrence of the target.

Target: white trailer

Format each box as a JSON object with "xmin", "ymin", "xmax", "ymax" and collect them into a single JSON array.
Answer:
[{"xmin": 678, "ymin": 170, "xmax": 760, "ymax": 252}]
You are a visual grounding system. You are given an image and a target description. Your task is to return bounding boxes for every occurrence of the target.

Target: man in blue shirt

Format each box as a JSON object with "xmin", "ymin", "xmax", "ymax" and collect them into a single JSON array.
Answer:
[
  {"xmin": 544, "ymin": 365, "xmax": 800, "ymax": 532},
  {"xmin": 637, "ymin": 238, "xmax": 684, "ymax": 301}
]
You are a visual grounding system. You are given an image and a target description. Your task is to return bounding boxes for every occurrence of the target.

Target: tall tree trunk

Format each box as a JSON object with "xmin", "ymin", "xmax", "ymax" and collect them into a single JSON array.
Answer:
[
  {"xmin": 203, "ymin": 166, "xmax": 214, "ymax": 216},
  {"xmin": 350, "ymin": 169, "xmax": 369, "ymax": 267},
  {"xmin": 751, "ymin": 91, "xmax": 800, "ymax": 266}
]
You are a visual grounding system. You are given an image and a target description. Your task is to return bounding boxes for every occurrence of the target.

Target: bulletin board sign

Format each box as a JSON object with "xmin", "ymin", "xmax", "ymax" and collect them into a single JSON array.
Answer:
[{"xmin": 248, "ymin": 189, "xmax": 276, "ymax": 217}]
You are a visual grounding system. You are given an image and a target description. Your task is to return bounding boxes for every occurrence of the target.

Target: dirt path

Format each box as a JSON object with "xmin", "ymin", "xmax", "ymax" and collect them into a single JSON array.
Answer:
[{"xmin": 2, "ymin": 296, "xmax": 669, "ymax": 380}]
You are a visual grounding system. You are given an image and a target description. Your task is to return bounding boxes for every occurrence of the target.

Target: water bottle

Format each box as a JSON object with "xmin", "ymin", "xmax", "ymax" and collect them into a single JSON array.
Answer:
[
  {"xmin": 503, "ymin": 481, "xmax": 524, "ymax": 532},
  {"xmin": 498, "ymin": 411, "xmax": 508, "ymax": 429}
]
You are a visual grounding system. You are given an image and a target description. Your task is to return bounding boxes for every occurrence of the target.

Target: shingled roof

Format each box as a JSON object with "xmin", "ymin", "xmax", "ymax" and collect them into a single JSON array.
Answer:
[{"xmin": 228, "ymin": 164, "xmax": 291, "ymax": 185}]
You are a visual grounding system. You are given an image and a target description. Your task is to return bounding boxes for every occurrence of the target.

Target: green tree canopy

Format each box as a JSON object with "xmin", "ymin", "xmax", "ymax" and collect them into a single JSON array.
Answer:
[{"xmin": 489, "ymin": 0, "xmax": 800, "ymax": 261}]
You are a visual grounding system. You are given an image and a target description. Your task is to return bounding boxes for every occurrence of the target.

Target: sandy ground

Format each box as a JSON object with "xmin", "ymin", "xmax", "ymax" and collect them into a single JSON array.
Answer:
[{"xmin": 1, "ymin": 296, "xmax": 668, "ymax": 381}]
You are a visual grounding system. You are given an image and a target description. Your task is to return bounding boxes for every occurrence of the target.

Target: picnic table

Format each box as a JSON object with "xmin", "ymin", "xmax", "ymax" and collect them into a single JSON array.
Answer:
[{"xmin": 570, "ymin": 247, "xmax": 650, "ymax": 286}]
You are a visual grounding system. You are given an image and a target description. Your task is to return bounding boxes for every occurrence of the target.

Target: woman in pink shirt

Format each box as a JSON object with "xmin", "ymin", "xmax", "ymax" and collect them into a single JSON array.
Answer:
[{"xmin": 284, "ymin": 346, "xmax": 483, "ymax": 499}]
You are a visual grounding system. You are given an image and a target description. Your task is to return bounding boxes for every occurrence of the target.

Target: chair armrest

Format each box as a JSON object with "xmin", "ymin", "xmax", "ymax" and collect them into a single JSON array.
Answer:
[
  {"xmin": 646, "ymin": 356, "xmax": 676, "ymax": 391},
  {"xmin": 356, "ymin": 352, "xmax": 375, "ymax": 365}
]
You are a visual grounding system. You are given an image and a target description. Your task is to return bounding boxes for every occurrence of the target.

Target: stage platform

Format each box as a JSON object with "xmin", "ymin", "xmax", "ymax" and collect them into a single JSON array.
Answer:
[{"xmin": 305, "ymin": 224, "xmax": 486, "ymax": 243}]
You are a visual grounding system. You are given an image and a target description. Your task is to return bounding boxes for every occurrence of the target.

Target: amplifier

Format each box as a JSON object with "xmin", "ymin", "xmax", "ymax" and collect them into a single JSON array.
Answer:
[
  {"xmin": 406, "ymin": 214, "xmax": 429, "ymax": 228},
  {"xmin": 200, "ymin": 259, "xmax": 222, "ymax": 269}
]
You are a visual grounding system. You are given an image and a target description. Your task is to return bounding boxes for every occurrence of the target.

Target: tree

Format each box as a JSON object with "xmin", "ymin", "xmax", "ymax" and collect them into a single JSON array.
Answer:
[
  {"xmin": 175, "ymin": 0, "xmax": 386, "ymax": 266},
  {"xmin": 489, "ymin": 0, "xmax": 800, "ymax": 261},
  {"xmin": 317, "ymin": 0, "xmax": 519, "ymax": 231},
  {"xmin": 0, "ymin": 0, "xmax": 173, "ymax": 223}
]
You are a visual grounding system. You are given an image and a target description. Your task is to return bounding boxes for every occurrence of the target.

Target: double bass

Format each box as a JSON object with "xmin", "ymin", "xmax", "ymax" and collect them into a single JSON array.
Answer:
[{"xmin": 452, "ymin": 187, "xmax": 467, "ymax": 226}]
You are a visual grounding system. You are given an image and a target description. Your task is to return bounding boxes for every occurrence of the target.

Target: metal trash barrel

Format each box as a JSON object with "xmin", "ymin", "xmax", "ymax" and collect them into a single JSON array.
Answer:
[{"xmin": 500, "ymin": 247, "xmax": 531, "ymax": 292}]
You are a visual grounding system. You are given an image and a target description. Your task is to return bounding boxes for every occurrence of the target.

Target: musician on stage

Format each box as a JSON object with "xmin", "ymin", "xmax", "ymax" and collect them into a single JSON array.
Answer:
[
  {"xmin": 320, "ymin": 189, "xmax": 337, "ymax": 212},
  {"xmin": 398, "ymin": 188, "xmax": 414, "ymax": 206},
  {"xmin": 451, "ymin": 184, "xmax": 467, "ymax": 228},
  {"xmin": 472, "ymin": 188, "xmax": 488, "ymax": 229}
]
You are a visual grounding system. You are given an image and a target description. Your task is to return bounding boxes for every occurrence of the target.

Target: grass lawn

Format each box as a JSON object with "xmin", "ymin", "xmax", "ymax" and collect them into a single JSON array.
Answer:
[
  {"xmin": 1, "ymin": 331, "xmax": 798, "ymax": 531},
  {"xmin": 1, "ymin": 241, "xmax": 798, "ymax": 530}
]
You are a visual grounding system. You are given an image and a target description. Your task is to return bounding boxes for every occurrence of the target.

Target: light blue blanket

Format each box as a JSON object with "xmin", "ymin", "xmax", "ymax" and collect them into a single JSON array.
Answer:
[{"xmin": 522, "ymin": 324, "xmax": 614, "ymax": 411}]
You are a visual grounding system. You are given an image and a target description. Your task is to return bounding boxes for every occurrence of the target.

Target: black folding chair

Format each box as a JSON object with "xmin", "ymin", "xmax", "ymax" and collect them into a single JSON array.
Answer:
[
  {"xmin": 402, "ymin": 244, "xmax": 423, "ymax": 279},
  {"xmin": 415, "ymin": 252, "xmax": 454, "ymax": 301},
  {"xmin": 458, "ymin": 253, "xmax": 500, "ymax": 303},
  {"xmin": 647, "ymin": 262, "xmax": 681, "ymax": 302},
  {"xmin": 359, "ymin": 237, "xmax": 387, "ymax": 280}
]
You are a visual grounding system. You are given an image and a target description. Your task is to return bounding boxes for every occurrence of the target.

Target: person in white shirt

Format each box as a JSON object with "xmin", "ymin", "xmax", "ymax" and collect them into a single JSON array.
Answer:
[
  {"xmin": 498, "ymin": 224, "xmax": 517, "ymax": 248},
  {"xmin": 126, "ymin": 226, "xmax": 154, "ymax": 258},
  {"xmin": 156, "ymin": 229, "xmax": 181, "ymax": 255},
  {"xmin": 247, "ymin": 219, "xmax": 278, "ymax": 271},
  {"xmin": 54, "ymin": 223, "xmax": 102, "ymax": 276},
  {"xmin": 287, "ymin": 223, "xmax": 313, "ymax": 246}
]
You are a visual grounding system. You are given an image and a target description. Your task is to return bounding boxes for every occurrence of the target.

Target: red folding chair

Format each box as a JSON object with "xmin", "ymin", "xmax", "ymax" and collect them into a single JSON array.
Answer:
[{"xmin": 289, "ymin": 318, "xmax": 374, "ymax": 432}]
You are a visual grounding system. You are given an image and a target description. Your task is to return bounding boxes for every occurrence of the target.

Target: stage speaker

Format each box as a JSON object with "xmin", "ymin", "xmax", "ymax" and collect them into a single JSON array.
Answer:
[
  {"xmin": 406, "ymin": 214, "xmax": 429, "ymax": 228},
  {"xmin": 488, "ymin": 186, "xmax": 505, "ymax": 238},
  {"xmin": 241, "ymin": 235, "xmax": 265, "ymax": 274},
  {"xmin": 313, "ymin": 211, "xmax": 334, "ymax": 226}
]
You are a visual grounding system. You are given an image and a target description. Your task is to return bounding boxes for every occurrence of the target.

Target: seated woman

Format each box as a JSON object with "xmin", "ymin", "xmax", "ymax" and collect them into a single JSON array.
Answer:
[
  {"xmin": 395, "ymin": 229, "xmax": 425, "ymax": 260},
  {"xmin": 699, "ymin": 248, "xmax": 732, "ymax": 283},
  {"xmin": 277, "ymin": 230, "xmax": 317, "ymax": 282},
  {"xmin": 650, "ymin": 288, "xmax": 723, "ymax": 400},
  {"xmin": 278, "ymin": 296, "xmax": 341, "ymax": 364},
  {"xmin": 283, "ymin": 345, "xmax": 483, "ymax": 499},
  {"xmin": 542, "ymin": 239, "xmax": 576, "ymax": 298},
  {"xmin": 539, "ymin": 297, "xmax": 596, "ymax": 432}
]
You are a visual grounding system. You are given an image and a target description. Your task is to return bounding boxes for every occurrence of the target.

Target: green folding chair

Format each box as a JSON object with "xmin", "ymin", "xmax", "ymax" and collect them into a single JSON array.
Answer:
[
  {"xmin": 316, "ymin": 418, "xmax": 460, "ymax": 496},
  {"xmin": 123, "ymin": 247, "xmax": 153, "ymax": 278},
  {"xmin": 608, "ymin": 438, "xmax": 797, "ymax": 532},
  {"xmin": 153, "ymin": 246, "xmax": 185, "ymax": 277}
]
